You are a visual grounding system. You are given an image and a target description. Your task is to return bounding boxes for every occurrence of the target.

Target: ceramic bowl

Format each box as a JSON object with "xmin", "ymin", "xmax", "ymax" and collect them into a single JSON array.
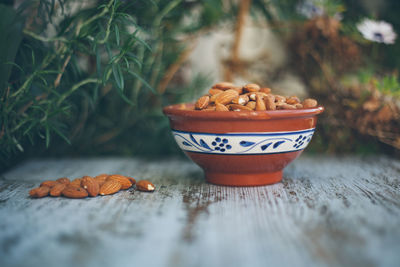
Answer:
[{"xmin": 163, "ymin": 103, "xmax": 324, "ymax": 186}]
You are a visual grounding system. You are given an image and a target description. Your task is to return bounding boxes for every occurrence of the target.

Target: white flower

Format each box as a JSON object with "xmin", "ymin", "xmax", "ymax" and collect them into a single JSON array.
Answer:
[{"xmin": 357, "ymin": 19, "xmax": 397, "ymax": 44}]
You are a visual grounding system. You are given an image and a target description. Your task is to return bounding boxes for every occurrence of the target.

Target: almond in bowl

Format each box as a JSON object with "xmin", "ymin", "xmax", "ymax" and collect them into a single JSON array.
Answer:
[{"xmin": 163, "ymin": 82, "xmax": 324, "ymax": 186}]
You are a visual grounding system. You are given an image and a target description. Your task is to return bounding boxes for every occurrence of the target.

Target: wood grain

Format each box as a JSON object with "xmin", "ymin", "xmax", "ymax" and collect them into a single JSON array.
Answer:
[{"xmin": 0, "ymin": 156, "xmax": 399, "ymax": 267}]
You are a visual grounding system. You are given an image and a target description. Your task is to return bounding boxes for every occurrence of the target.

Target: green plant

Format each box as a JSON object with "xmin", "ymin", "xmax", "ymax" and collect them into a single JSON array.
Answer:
[{"xmin": 0, "ymin": 0, "xmax": 232, "ymax": 170}]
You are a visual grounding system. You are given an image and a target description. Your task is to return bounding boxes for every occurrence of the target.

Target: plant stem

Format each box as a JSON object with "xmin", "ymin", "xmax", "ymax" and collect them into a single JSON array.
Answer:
[
  {"xmin": 57, "ymin": 78, "xmax": 101, "ymax": 105},
  {"xmin": 23, "ymin": 29, "xmax": 68, "ymax": 43}
]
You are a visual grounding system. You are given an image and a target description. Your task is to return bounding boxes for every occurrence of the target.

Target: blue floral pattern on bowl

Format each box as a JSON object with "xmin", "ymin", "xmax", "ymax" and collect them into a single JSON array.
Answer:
[{"xmin": 172, "ymin": 128, "xmax": 315, "ymax": 155}]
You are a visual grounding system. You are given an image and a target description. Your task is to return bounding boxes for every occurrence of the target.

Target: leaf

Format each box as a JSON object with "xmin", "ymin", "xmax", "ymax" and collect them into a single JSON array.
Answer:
[
  {"xmin": 131, "ymin": 32, "xmax": 152, "ymax": 51},
  {"xmin": 95, "ymin": 44, "xmax": 102, "ymax": 78},
  {"xmin": 45, "ymin": 123, "xmax": 50, "ymax": 148},
  {"xmin": 115, "ymin": 24, "xmax": 120, "ymax": 46},
  {"xmin": 51, "ymin": 125, "xmax": 71, "ymax": 145},
  {"xmin": 128, "ymin": 70, "xmax": 155, "ymax": 93},
  {"xmin": 112, "ymin": 63, "xmax": 124, "ymax": 90},
  {"xmin": 200, "ymin": 139, "xmax": 211, "ymax": 150},
  {"xmin": 273, "ymin": 141, "xmax": 285, "ymax": 149},
  {"xmin": 240, "ymin": 141, "xmax": 255, "ymax": 147},
  {"xmin": 115, "ymin": 85, "xmax": 135, "ymax": 106}
]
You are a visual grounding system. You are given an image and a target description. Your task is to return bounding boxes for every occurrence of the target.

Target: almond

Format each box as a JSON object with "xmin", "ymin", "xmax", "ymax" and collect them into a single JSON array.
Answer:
[
  {"xmin": 136, "ymin": 180, "xmax": 155, "ymax": 192},
  {"xmin": 95, "ymin": 174, "xmax": 109, "ymax": 187},
  {"xmin": 107, "ymin": 174, "xmax": 132, "ymax": 190},
  {"xmin": 249, "ymin": 92, "xmax": 269, "ymax": 101},
  {"xmin": 303, "ymin": 98, "xmax": 318, "ymax": 108},
  {"xmin": 232, "ymin": 94, "xmax": 249, "ymax": 105},
  {"xmin": 40, "ymin": 180, "xmax": 58, "ymax": 188},
  {"xmin": 62, "ymin": 186, "xmax": 88, "ymax": 199},
  {"xmin": 260, "ymin": 87, "xmax": 271, "ymax": 94},
  {"xmin": 245, "ymin": 101, "xmax": 256, "ymax": 110},
  {"xmin": 100, "ymin": 180, "xmax": 122, "ymax": 195},
  {"xmin": 126, "ymin": 177, "xmax": 136, "ymax": 185},
  {"xmin": 230, "ymin": 103, "xmax": 254, "ymax": 111},
  {"xmin": 212, "ymin": 82, "xmax": 234, "ymax": 90},
  {"xmin": 81, "ymin": 176, "xmax": 99, "ymax": 197},
  {"xmin": 243, "ymin": 83, "xmax": 260, "ymax": 92},
  {"xmin": 274, "ymin": 95, "xmax": 286, "ymax": 103},
  {"xmin": 70, "ymin": 178, "xmax": 82, "ymax": 188},
  {"xmin": 295, "ymin": 103, "xmax": 303, "ymax": 109},
  {"xmin": 215, "ymin": 103, "xmax": 229, "ymax": 111},
  {"xmin": 286, "ymin": 96, "xmax": 300, "ymax": 105},
  {"xmin": 208, "ymin": 88, "xmax": 223, "ymax": 95},
  {"xmin": 264, "ymin": 94, "xmax": 276, "ymax": 110},
  {"xmin": 202, "ymin": 104, "xmax": 216, "ymax": 111},
  {"xmin": 210, "ymin": 92, "xmax": 222, "ymax": 103},
  {"xmin": 29, "ymin": 186, "xmax": 50, "ymax": 198},
  {"xmin": 277, "ymin": 103, "xmax": 296, "ymax": 110},
  {"xmin": 50, "ymin": 183, "xmax": 66, "ymax": 197},
  {"xmin": 215, "ymin": 89, "xmax": 239, "ymax": 105},
  {"xmin": 231, "ymin": 86, "xmax": 243, "ymax": 95},
  {"xmin": 195, "ymin": 95, "xmax": 210, "ymax": 110},
  {"xmin": 255, "ymin": 95, "xmax": 266, "ymax": 111},
  {"xmin": 56, "ymin": 177, "xmax": 70, "ymax": 185}
]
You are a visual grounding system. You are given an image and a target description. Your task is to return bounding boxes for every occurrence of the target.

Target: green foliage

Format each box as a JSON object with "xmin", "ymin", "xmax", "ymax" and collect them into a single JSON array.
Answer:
[{"xmin": 0, "ymin": 0, "xmax": 231, "ymax": 170}]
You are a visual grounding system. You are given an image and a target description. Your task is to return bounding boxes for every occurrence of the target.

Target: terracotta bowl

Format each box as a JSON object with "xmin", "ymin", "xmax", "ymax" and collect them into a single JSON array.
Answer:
[{"xmin": 163, "ymin": 103, "xmax": 324, "ymax": 186}]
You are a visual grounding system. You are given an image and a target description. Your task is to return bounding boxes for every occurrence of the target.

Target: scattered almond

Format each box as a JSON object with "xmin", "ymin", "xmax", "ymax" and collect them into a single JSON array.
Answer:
[
  {"xmin": 107, "ymin": 174, "xmax": 132, "ymax": 190},
  {"xmin": 70, "ymin": 178, "xmax": 82, "ymax": 188},
  {"xmin": 29, "ymin": 174, "xmax": 151, "ymax": 199},
  {"xmin": 136, "ymin": 180, "xmax": 155, "ymax": 192},
  {"xmin": 126, "ymin": 177, "xmax": 136, "ymax": 185},
  {"xmin": 95, "ymin": 174, "xmax": 109, "ymax": 187},
  {"xmin": 30, "ymin": 186, "xmax": 50, "ymax": 198},
  {"xmin": 50, "ymin": 183, "xmax": 66, "ymax": 197},
  {"xmin": 81, "ymin": 176, "xmax": 99, "ymax": 197},
  {"xmin": 62, "ymin": 186, "xmax": 88, "ymax": 199},
  {"xmin": 40, "ymin": 180, "xmax": 58, "ymax": 188},
  {"xmin": 100, "ymin": 180, "xmax": 122, "ymax": 195},
  {"xmin": 56, "ymin": 177, "xmax": 70, "ymax": 185}
]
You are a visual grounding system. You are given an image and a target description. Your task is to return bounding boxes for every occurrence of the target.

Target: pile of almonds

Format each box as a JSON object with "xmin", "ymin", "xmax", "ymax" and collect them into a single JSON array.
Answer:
[
  {"xmin": 29, "ymin": 174, "xmax": 155, "ymax": 199},
  {"xmin": 194, "ymin": 82, "xmax": 318, "ymax": 111}
]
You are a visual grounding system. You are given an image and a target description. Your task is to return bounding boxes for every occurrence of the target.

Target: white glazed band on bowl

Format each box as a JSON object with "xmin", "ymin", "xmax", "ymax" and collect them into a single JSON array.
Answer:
[{"xmin": 172, "ymin": 128, "xmax": 315, "ymax": 155}]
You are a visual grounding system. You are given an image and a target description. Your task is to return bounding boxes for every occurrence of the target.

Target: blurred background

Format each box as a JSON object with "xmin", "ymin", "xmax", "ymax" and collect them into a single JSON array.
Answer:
[{"xmin": 1, "ymin": 0, "xmax": 399, "ymax": 171}]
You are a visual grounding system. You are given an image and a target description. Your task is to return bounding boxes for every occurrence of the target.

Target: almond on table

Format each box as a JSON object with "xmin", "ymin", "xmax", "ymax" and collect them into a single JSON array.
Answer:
[
  {"xmin": 136, "ymin": 180, "xmax": 155, "ymax": 192},
  {"xmin": 28, "ymin": 174, "xmax": 153, "ymax": 198},
  {"xmin": 193, "ymin": 82, "xmax": 319, "ymax": 111}
]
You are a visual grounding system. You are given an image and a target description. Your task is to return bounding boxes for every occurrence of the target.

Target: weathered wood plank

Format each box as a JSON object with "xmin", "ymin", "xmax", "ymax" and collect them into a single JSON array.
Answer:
[{"xmin": 0, "ymin": 156, "xmax": 399, "ymax": 267}]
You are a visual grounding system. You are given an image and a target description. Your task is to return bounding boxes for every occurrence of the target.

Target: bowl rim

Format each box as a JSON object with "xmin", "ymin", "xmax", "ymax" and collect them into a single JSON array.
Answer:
[{"xmin": 163, "ymin": 103, "xmax": 324, "ymax": 120}]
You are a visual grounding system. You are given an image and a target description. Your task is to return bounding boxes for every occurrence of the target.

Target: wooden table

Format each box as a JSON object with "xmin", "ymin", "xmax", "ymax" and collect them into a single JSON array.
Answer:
[{"xmin": 0, "ymin": 156, "xmax": 399, "ymax": 267}]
